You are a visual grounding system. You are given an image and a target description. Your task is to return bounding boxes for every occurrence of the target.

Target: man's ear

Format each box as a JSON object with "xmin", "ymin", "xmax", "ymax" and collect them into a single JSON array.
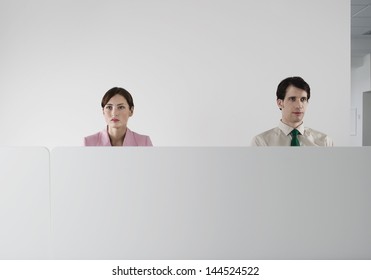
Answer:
[{"xmin": 277, "ymin": 99, "xmax": 283, "ymax": 111}]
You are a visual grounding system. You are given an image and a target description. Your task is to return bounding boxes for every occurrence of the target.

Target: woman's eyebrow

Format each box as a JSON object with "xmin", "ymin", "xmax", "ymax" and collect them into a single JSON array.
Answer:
[{"xmin": 106, "ymin": 103, "xmax": 125, "ymax": 106}]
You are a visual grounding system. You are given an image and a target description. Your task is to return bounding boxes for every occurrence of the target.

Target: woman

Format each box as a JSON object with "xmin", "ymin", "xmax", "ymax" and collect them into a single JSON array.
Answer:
[{"xmin": 84, "ymin": 87, "xmax": 152, "ymax": 146}]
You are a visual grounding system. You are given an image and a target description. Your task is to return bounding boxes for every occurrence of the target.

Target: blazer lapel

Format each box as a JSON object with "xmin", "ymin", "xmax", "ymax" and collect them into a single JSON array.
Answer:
[
  {"xmin": 100, "ymin": 127, "xmax": 112, "ymax": 146},
  {"xmin": 123, "ymin": 128, "xmax": 137, "ymax": 146}
]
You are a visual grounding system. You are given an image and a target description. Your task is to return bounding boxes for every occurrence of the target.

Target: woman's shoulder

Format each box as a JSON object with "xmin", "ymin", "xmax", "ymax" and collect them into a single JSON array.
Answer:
[
  {"xmin": 84, "ymin": 129, "xmax": 110, "ymax": 146},
  {"xmin": 126, "ymin": 128, "xmax": 153, "ymax": 146}
]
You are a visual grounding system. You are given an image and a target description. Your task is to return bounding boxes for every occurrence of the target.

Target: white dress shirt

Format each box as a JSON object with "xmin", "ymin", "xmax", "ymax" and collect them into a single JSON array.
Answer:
[{"xmin": 251, "ymin": 121, "xmax": 333, "ymax": 146}]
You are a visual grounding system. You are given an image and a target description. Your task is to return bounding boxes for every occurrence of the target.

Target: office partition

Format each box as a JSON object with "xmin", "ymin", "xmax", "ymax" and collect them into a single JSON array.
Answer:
[
  {"xmin": 0, "ymin": 147, "xmax": 50, "ymax": 259},
  {"xmin": 50, "ymin": 147, "xmax": 371, "ymax": 259}
]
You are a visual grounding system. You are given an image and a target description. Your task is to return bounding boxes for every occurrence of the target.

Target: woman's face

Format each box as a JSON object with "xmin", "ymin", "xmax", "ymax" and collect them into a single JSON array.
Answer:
[{"xmin": 103, "ymin": 94, "xmax": 133, "ymax": 130}]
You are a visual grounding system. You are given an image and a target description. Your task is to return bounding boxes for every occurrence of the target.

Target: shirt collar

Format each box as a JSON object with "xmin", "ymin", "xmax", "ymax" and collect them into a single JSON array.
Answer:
[{"xmin": 278, "ymin": 120, "xmax": 305, "ymax": 136}]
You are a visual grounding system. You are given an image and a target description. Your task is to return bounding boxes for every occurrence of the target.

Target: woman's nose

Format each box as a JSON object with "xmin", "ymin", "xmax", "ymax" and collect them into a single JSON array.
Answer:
[{"xmin": 111, "ymin": 107, "xmax": 118, "ymax": 116}]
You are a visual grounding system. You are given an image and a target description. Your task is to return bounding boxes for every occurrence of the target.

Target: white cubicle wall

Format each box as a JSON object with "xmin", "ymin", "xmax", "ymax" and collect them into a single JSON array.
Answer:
[
  {"xmin": 1, "ymin": 147, "xmax": 370, "ymax": 259},
  {"xmin": 0, "ymin": 147, "xmax": 50, "ymax": 259},
  {"xmin": 50, "ymin": 147, "xmax": 371, "ymax": 260}
]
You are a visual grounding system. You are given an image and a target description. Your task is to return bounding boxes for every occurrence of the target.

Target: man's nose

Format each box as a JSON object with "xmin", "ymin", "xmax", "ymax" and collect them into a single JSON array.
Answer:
[{"xmin": 295, "ymin": 99, "xmax": 304, "ymax": 108}]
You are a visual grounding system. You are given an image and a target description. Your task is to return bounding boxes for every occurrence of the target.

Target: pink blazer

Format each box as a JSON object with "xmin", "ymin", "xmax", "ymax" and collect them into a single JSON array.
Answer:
[{"xmin": 84, "ymin": 127, "xmax": 153, "ymax": 146}]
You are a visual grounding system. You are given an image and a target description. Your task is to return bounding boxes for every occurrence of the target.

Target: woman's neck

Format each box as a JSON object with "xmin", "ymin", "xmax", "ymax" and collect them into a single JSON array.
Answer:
[{"xmin": 107, "ymin": 126, "xmax": 127, "ymax": 146}]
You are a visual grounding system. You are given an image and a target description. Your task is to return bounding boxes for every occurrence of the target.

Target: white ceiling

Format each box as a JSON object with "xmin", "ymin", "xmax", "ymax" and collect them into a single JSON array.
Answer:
[{"xmin": 352, "ymin": 0, "xmax": 371, "ymax": 57}]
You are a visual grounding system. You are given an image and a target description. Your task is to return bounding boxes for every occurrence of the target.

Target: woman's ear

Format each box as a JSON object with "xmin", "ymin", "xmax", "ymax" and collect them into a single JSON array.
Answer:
[{"xmin": 129, "ymin": 107, "xmax": 134, "ymax": 117}]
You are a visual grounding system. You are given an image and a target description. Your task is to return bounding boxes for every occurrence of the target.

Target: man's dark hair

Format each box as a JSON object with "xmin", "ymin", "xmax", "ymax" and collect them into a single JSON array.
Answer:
[{"xmin": 276, "ymin": 76, "xmax": 311, "ymax": 101}]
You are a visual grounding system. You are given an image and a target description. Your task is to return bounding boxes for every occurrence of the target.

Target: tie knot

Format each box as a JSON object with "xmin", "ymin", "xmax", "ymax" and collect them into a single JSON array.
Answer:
[
  {"xmin": 291, "ymin": 129, "xmax": 299, "ymax": 136},
  {"xmin": 290, "ymin": 129, "xmax": 300, "ymax": 146}
]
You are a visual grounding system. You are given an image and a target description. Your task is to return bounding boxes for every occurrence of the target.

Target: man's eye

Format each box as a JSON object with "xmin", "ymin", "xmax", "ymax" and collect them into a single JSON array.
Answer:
[
  {"xmin": 289, "ymin": 97, "xmax": 295, "ymax": 101},
  {"xmin": 301, "ymin": 97, "xmax": 307, "ymax": 102}
]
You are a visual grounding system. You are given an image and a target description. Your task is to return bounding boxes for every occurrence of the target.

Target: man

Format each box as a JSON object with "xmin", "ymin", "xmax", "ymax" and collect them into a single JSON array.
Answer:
[{"xmin": 251, "ymin": 76, "xmax": 333, "ymax": 146}]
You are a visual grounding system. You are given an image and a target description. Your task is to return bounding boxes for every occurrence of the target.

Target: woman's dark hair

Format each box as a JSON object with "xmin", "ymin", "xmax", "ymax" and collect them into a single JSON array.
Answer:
[
  {"xmin": 101, "ymin": 87, "xmax": 134, "ymax": 110},
  {"xmin": 276, "ymin": 76, "xmax": 311, "ymax": 101}
]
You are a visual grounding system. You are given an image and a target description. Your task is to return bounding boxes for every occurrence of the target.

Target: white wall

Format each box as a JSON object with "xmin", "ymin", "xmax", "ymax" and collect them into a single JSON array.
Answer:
[
  {"xmin": 0, "ymin": 0, "xmax": 350, "ymax": 148},
  {"xmin": 351, "ymin": 54, "xmax": 371, "ymax": 146}
]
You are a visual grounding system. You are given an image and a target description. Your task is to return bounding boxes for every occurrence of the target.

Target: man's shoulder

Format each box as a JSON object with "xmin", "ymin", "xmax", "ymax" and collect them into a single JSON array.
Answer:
[
  {"xmin": 304, "ymin": 127, "xmax": 334, "ymax": 146},
  {"xmin": 256, "ymin": 127, "xmax": 281, "ymax": 137},
  {"xmin": 251, "ymin": 127, "xmax": 283, "ymax": 146},
  {"xmin": 304, "ymin": 127, "xmax": 329, "ymax": 138}
]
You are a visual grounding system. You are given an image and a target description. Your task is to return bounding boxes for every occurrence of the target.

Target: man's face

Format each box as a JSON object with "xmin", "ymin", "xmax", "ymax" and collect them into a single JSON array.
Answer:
[{"xmin": 277, "ymin": 85, "xmax": 308, "ymax": 128}]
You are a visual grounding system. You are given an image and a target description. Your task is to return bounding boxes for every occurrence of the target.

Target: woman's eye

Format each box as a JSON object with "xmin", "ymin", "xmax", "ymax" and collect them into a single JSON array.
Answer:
[
  {"xmin": 118, "ymin": 106, "xmax": 125, "ymax": 110},
  {"xmin": 106, "ymin": 106, "xmax": 112, "ymax": 110}
]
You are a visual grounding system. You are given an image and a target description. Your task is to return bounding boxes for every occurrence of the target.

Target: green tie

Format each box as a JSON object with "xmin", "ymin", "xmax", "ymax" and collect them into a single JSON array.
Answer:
[{"xmin": 290, "ymin": 129, "xmax": 300, "ymax": 146}]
